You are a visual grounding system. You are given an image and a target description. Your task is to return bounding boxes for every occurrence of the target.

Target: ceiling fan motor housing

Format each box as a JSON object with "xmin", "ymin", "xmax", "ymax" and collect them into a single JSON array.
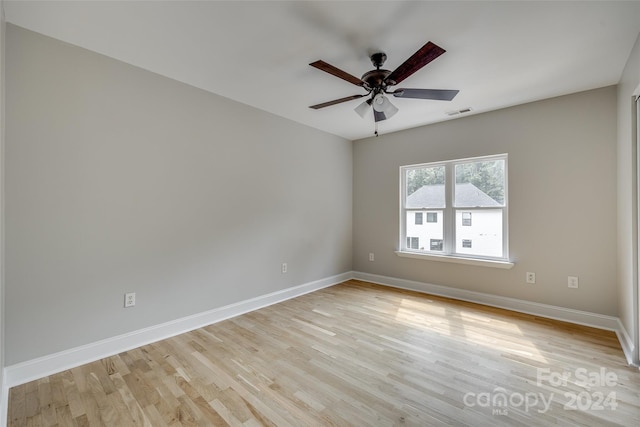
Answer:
[{"xmin": 361, "ymin": 69, "xmax": 391, "ymax": 92}]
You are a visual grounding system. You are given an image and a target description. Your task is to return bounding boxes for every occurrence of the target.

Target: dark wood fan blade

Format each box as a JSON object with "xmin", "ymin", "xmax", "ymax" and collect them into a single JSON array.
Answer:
[
  {"xmin": 392, "ymin": 88, "xmax": 459, "ymax": 101},
  {"xmin": 385, "ymin": 42, "xmax": 446, "ymax": 85},
  {"xmin": 309, "ymin": 60, "xmax": 364, "ymax": 86},
  {"xmin": 309, "ymin": 94, "xmax": 366, "ymax": 109}
]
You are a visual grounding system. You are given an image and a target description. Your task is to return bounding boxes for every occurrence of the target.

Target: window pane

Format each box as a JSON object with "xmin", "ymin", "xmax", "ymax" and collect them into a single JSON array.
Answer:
[
  {"xmin": 406, "ymin": 237, "xmax": 419, "ymax": 249},
  {"xmin": 411, "ymin": 237, "xmax": 419, "ymax": 249},
  {"xmin": 406, "ymin": 166, "xmax": 446, "ymax": 208},
  {"xmin": 454, "ymin": 160, "xmax": 505, "ymax": 207},
  {"xmin": 405, "ymin": 210, "xmax": 443, "ymax": 251},
  {"xmin": 415, "ymin": 212, "xmax": 423, "ymax": 225},
  {"xmin": 462, "ymin": 212, "xmax": 472, "ymax": 226},
  {"xmin": 455, "ymin": 209, "xmax": 503, "ymax": 257}
]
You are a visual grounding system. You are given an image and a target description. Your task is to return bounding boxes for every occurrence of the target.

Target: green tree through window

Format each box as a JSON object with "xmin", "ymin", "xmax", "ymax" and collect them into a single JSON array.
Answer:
[{"xmin": 455, "ymin": 160, "xmax": 505, "ymax": 205}]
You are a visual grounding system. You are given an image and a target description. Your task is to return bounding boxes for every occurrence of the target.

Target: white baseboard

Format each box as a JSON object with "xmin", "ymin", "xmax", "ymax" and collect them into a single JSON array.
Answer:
[
  {"xmin": 352, "ymin": 271, "xmax": 633, "ymax": 362},
  {"xmin": 4, "ymin": 272, "xmax": 351, "ymax": 389},
  {"xmin": 615, "ymin": 319, "xmax": 637, "ymax": 366}
]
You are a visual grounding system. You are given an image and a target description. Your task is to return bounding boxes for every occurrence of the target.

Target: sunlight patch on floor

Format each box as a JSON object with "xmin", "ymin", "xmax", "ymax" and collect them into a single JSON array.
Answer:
[{"xmin": 395, "ymin": 298, "xmax": 549, "ymax": 363}]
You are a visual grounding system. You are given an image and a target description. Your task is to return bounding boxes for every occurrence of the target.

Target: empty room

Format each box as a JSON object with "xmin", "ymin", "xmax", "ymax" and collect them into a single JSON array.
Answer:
[{"xmin": 1, "ymin": 1, "xmax": 640, "ymax": 426}]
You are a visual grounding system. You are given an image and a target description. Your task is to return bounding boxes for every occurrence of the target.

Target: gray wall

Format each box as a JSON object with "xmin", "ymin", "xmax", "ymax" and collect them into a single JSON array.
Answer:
[
  {"xmin": 353, "ymin": 86, "xmax": 618, "ymax": 316},
  {"xmin": 5, "ymin": 25, "xmax": 352, "ymax": 365},
  {"xmin": 617, "ymin": 32, "xmax": 640, "ymax": 363}
]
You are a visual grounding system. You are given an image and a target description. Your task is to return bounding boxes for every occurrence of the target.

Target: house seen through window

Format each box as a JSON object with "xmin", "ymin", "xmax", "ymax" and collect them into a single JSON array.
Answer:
[{"xmin": 400, "ymin": 154, "xmax": 508, "ymax": 261}]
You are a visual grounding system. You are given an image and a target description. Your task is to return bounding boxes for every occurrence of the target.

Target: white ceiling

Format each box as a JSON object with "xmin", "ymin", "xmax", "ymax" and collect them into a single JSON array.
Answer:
[{"xmin": 4, "ymin": 1, "xmax": 640, "ymax": 141}]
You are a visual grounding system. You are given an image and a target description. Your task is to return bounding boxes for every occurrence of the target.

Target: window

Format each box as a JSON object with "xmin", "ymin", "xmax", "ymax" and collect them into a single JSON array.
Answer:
[
  {"xmin": 400, "ymin": 154, "xmax": 508, "ymax": 262},
  {"xmin": 461, "ymin": 212, "xmax": 472, "ymax": 226},
  {"xmin": 430, "ymin": 239, "xmax": 443, "ymax": 251},
  {"xmin": 407, "ymin": 237, "xmax": 419, "ymax": 249},
  {"xmin": 415, "ymin": 212, "xmax": 423, "ymax": 225}
]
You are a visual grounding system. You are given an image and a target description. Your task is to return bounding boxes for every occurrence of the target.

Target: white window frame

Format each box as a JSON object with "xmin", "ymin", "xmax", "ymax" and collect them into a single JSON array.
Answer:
[{"xmin": 397, "ymin": 154, "xmax": 514, "ymax": 269}]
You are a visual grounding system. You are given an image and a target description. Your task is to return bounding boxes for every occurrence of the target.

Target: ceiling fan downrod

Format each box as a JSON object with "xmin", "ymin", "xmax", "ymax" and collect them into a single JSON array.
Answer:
[{"xmin": 370, "ymin": 52, "xmax": 387, "ymax": 69}]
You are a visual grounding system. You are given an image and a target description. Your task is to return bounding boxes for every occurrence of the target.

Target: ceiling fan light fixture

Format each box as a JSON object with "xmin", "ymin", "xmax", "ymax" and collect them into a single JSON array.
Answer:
[
  {"xmin": 372, "ymin": 93, "xmax": 398, "ymax": 119},
  {"xmin": 384, "ymin": 100, "xmax": 398, "ymax": 119},
  {"xmin": 354, "ymin": 100, "xmax": 371, "ymax": 118},
  {"xmin": 372, "ymin": 93, "xmax": 386, "ymax": 112}
]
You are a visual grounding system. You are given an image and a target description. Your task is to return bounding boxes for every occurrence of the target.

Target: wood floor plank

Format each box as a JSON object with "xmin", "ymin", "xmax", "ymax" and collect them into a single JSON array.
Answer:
[{"xmin": 8, "ymin": 280, "xmax": 640, "ymax": 426}]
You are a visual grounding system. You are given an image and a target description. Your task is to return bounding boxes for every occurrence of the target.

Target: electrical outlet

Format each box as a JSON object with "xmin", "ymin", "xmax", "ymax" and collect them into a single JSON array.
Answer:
[
  {"xmin": 369, "ymin": 253, "xmax": 375, "ymax": 262},
  {"xmin": 281, "ymin": 263, "xmax": 287, "ymax": 274},
  {"xmin": 124, "ymin": 292, "xmax": 136, "ymax": 308},
  {"xmin": 568, "ymin": 276, "xmax": 579, "ymax": 288},
  {"xmin": 526, "ymin": 272, "xmax": 536, "ymax": 284}
]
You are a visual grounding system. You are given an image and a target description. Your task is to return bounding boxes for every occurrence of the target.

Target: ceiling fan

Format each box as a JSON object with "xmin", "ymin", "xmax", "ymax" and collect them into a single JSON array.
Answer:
[{"xmin": 309, "ymin": 41, "xmax": 459, "ymax": 123}]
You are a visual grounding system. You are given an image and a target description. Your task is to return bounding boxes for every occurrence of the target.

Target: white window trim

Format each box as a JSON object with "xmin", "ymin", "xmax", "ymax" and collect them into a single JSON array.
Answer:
[
  {"xmin": 399, "ymin": 153, "xmax": 512, "ymax": 266},
  {"xmin": 395, "ymin": 250, "xmax": 514, "ymax": 269}
]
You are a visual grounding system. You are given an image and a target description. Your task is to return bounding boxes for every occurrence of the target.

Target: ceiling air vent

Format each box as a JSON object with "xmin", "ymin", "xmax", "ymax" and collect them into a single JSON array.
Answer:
[{"xmin": 446, "ymin": 107, "xmax": 473, "ymax": 116}]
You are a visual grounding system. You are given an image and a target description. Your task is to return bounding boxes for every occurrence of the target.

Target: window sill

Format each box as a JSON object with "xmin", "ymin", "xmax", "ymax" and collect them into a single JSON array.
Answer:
[{"xmin": 395, "ymin": 251, "xmax": 515, "ymax": 269}]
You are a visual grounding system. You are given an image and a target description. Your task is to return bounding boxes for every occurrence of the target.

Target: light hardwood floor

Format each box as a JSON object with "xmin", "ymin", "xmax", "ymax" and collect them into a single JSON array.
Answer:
[{"xmin": 8, "ymin": 280, "xmax": 640, "ymax": 426}]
